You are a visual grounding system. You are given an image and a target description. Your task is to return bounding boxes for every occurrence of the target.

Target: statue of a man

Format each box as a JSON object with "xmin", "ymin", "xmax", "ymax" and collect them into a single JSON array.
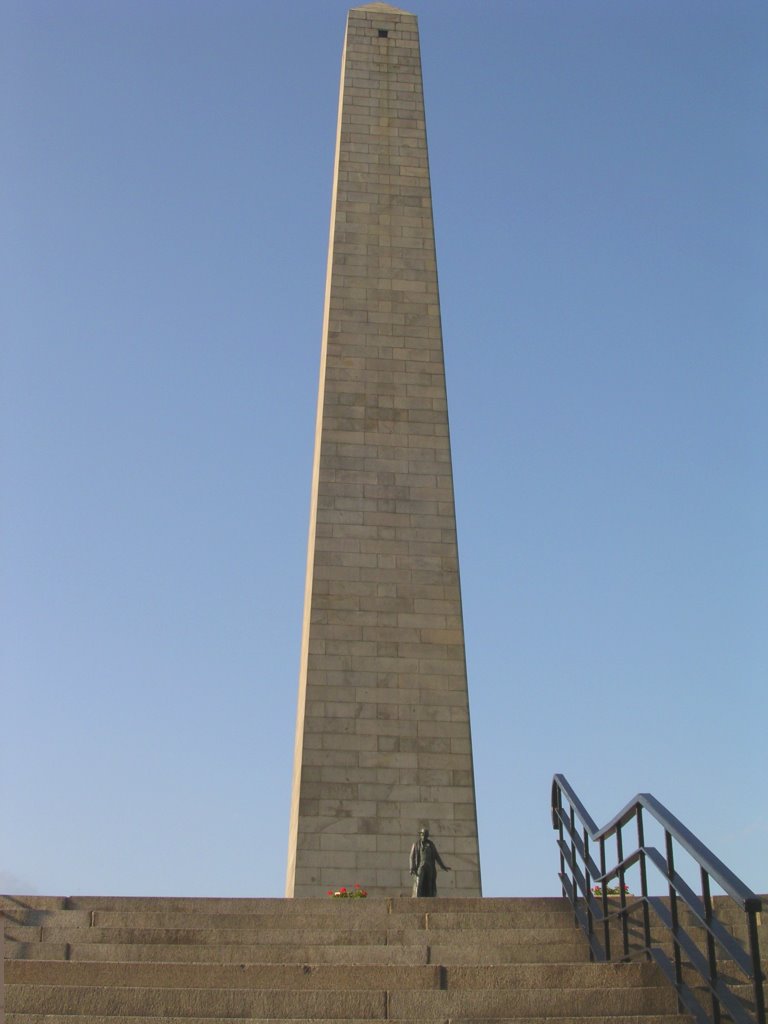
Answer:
[{"xmin": 409, "ymin": 827, "xmax": 450, "ymax": 897}]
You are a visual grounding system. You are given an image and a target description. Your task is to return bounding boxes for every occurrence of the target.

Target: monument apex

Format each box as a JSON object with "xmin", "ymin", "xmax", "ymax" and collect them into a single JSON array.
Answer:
[{"xmin": 286, "ymin": 5, "xmax": 481, "ymax": 898}]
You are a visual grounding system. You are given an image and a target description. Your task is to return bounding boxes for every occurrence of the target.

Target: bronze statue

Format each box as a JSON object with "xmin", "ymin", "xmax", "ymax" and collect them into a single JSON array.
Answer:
[{"xmin": 409, "ymin": 827, "xmax": 450, "ymax": 897}]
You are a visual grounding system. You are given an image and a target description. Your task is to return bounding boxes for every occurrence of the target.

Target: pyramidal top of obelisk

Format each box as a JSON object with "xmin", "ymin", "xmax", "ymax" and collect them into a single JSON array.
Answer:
[{"xmin": 286, "ymin": 4, "xmax": 482, "ymax": 899}]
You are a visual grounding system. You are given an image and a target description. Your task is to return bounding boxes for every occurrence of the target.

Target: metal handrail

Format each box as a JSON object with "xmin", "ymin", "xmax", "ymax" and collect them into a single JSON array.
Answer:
[{"xmin": 552, "ymin": 774, "xmax": 765, "ymax": 1024}]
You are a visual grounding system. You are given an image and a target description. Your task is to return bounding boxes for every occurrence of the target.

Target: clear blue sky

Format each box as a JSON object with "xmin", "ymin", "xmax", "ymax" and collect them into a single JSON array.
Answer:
[{"xmin": 2, "ymin": 0, "xmax": 766, "ymax": 899}]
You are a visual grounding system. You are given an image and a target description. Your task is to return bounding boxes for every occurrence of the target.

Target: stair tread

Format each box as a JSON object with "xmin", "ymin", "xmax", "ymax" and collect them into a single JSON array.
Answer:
[
  {"xmin": 4, "ymin": 1017, "xmax": 695, "ymax": 1024},
  {"xmin": 6, "ymin": 959, "xmax": 668, "ymax": 988}
]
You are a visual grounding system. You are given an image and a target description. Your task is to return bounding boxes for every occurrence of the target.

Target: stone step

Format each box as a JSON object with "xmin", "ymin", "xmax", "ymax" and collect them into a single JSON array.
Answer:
[
  {"xmin": 1, "ymin": 927, "xmax": 696, "ymax": 953},
  {"xmin": 4, "ymin": 924, "xmax": 590, "ymax": 949},
  {"xmin": 2, "ymin": 908, "xmax": 579, "ymax": 931},
  {"xmin": 7, "ymin": 987, "xmax": 387, "ymax": 1019},
  {"xmin": 580, "ymin": 902, "xmax": 767, "ymax": 940},
  {"xmin": 417, "ymin": 910, "xmax": 577, "ymax": 930},
  {"xmin": 6, "ymin": 960, "xmax": 668, "ymax": 990},
  {"xmin": 4, "ymin": 925, "xmax": 391, "ymax": 946},
  {"xmin": 387, "ymin": 986, "xmax": 701, "ymax": 1018},
  {"xmin": 3, "ymin": 912, "xmax": 92, "ymax": 928},
  {"xmin": 10, "ymin": 934, "xmax": 753, "ymax": 966},
  {"xmin": 428, "ymin": 942, "xmax": 592, "ymax": 964},
  {"xmin": 1, "ymin": 898, "xmax": 67, "ymax": 912},
  {"xmin": 3, "ymin": 896, "xmax": 570, "ymax": 914},
  {"xmin": 6, "ymin": 982, "xmax": 685, "ymax": 1018},
  {"xmin": 3, "ymin": 941, "xmax": 429, "ymax": 964},
  {"xmin": 4, "ymin": 1016, "xmax": 694, "ymax": 1024},
  {"xmin": 3, "ymin": 939, "xmax": 594, "ymax": 965},
  {"xmin": 3, "ymin": 945, "xmax": 68, "ymax": 962},
  {"xmin": 2, "ymin": 893, "xmax": 761, "ymax": 921},
  {"xmin": 5, "ymin": 908, "xmax": 753, "ymax": 944},
  {"xmin": 7, "ymin": 962, "xmax": 438, "ymax": 991},
  {"xmin": 3, "ymin": 913, "xmax": 581, "ymax": 937},
  {"xmin": 397, "ymin": 927, "xmax": 592, "ymax": 947}
]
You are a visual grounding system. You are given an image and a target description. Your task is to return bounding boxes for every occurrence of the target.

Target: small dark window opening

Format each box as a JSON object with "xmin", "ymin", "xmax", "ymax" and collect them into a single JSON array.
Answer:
[{"xmin": 378, "ymin": 29, "xmax": 389, "ymax": 38}]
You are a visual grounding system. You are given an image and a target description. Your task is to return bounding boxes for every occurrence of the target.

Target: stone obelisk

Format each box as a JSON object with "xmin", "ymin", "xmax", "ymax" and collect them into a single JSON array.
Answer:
[{"xmin": 287, "ymin": 3, "xmax": 481, "ymax": 898}]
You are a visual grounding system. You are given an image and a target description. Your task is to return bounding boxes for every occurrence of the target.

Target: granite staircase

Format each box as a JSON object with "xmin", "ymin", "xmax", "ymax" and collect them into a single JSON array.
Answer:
[{"xmin": 2, "ymin": 893, "xmax": 737, "ymax": 1024}]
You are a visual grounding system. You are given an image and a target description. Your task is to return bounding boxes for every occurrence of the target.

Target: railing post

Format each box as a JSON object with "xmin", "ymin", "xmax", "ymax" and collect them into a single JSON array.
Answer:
[
  {"xmin": 701, "ymin": 870, "xmax": 721, "ymax": 1024},
  {"xmin": 557, "ymin": 787, "xmax": 566, "ymax": 898},
  {"xmin": 584, "ymin": 826, "xmax": 595, "ymax": 962},
  {"xmin": 570, "ymin": 803, "xmax": 578, "ymax": 927},
  {"xmin": 616, "ymin": 823, "xmax": 629, "ymax": 958},
  {"xmin": 1, "ymin": 909, "xmax": 4, "ymax": 1024},
  {"xmin": 746, "ymin": 908, "xmax": 766, "ymax": 1024},
  {"xmin": 600, "ymin": 836, "xmax": 611, "ymax": 960},
  {"xmin": 666, "ymin": 829, "xmax": 684, "ymax": 1013},
  {"xmin": 636, "ymin": 807, "xmax": 652, "ymax": 959}
]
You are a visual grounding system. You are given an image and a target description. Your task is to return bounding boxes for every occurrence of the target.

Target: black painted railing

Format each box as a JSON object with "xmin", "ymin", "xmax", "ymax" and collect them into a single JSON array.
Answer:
[{"xmin": 552, "ymin": 774, "xmax": 765, "ymax": 1024}]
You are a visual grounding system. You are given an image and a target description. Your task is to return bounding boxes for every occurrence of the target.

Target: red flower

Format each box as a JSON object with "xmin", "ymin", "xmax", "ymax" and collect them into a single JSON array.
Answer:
[
  {"xmin": 327, "ymin": 890, "xmax": 333, "ymax": 896},
  {"xmin": 339, "ymin": 887, "xmax": 347, "ymax": 893}
]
